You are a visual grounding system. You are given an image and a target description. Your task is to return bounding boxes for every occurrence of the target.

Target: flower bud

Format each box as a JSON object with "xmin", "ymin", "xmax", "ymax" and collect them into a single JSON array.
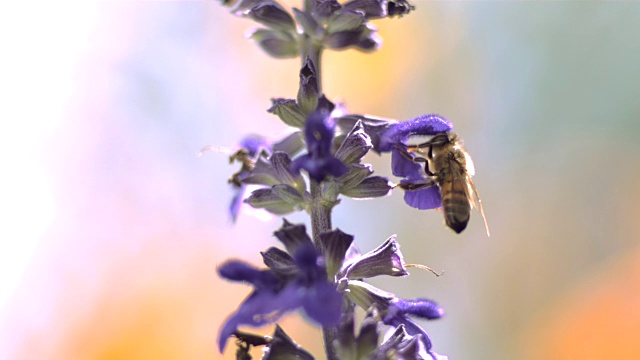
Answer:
[
  {"xmin": 337, "ymin": 164, "xmax": 373, "ymax": 192},
  {"xmin": 326, "ymin": 9, "xmax": 365, "ymax": 33},
  {"xmin": 342, "ymin": 0, "xmax": 388, "ymax": 19},
  {"xmin": 325, "ymin": 23, "xmax": 380, "ymax": 52},
  {"xmin": 270, "ymin": 152, "xmax": 307, "ymax": 192},
  {"xmin": 292, "ymin": 8, "xmax": 321, "ymax": 38},
  {"xmin": 247, "ymin": 2, "xmax": 296, "ymax": 32},
  {"xmin": 261, "ymin": 247, "xmax": 298, "ymax": 277},
  {"xmin": 346, "ymin": 280, "xmax": 395, "ymax": 311},
  {"xmin": 245, "ymin": 187, "xmax": 299, "ymax": 214},
  {"xmin": 297, "ymin": 57, "xmax": 319, "ymax": 114},
  {"xmin": 340, "ymin": 176, "xmax": 392, "ymax": 198},
  {"xmin": 334, "ymin": 120, "xmax": 372, "ymax": 165},
  {"xmin": 268, "ymin": 98, "xmax": 306, "ymax": 128},
  {"xmin": 273, "ymin": 219, "xmax": 313, "ymax": 256},
  {"xmin": 342, "ymin": 235, "xmax": 408, "ymax": 279},
  {"xmin": 318, "ymin": 229, "xmax": 354, "ymax": 278},
  {"xmin": 312, "ymin": 0, "xmax": 342, "ymax": 21},
  {"xmin": 248, "ymin": 29, "xmax": 299, "ymax": 59}
]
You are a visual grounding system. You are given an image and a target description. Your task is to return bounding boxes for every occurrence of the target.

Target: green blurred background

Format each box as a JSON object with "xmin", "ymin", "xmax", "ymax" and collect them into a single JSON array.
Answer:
[{"xmin": 2, "ymin": 2, "xmax": 639, "ymax": 359}]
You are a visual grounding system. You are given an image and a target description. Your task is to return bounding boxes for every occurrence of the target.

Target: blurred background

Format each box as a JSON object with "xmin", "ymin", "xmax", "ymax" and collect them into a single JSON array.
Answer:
[{"xmin": 1, "ymin": 1, "xmax": 640, "ymax": 359}]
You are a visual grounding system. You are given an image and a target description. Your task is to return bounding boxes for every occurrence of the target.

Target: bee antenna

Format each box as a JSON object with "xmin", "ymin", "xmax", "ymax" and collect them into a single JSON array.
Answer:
[
  {"xmin": 405, "ymin": 263, "xmax": 444, "ymax": 277},
  {"xmin": 478, "ymin": 196, "xmax": 490, "ymax": 237}
]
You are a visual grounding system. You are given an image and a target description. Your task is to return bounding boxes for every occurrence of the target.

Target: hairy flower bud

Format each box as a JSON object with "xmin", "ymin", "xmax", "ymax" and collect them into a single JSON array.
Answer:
[
  {"xmin": 326, "ymin": 9, "xmax": 366, "ymax": 33},
  {"xmin": 246, "ymin": 2, "xmax": 296, "ymax": 32},
  {"xmin": 340, "ymin": 176, "xmax": 392, "ymax": 198},
  {"xmin": 342, "ymin": 235, "xmax": 408, "ymax": 279},
  {"xmin": 297, "ymin": 57, "xmax": 320, "ymax": 114},
  {"xmin": 248, "ymin": 28, "xmax": 299, "ymax": 59},
  {"xmin": 245, "ymin": 186, "xmax": 301, "ymax": 214},
  {"xmin": 268, "ymin": 98, "xmax": 306, "ymax": 128},
  {"xmin": 337, "ymin": 164, "xmax": 373, "ymax": 192},
  {"xmin": 334, "ymin": 120, "xmax": 372, "ymax": 165},
  {"xmin": 324, "ymin": 23, "xmax": 382, "ymax": 52},
  {"xmin": 292, "ymin": 8, "xmax": 321, "ymax": 38},
  {"xmin": 342, "ymin": 0, "xmax": 388, "ymax": 19},
  {"xmin": 312, "ymin": 0, "xmax": 342, "ymax": 21},
  {"xmin": 318, "ymin": 229, "xmax": 354, "ymax": 278}
]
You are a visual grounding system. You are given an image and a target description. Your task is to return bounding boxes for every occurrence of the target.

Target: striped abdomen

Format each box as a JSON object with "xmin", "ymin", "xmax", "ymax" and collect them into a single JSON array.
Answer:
[{"xmin": 439, "ymin": 176, "xmax": 471, "ymax": 234}]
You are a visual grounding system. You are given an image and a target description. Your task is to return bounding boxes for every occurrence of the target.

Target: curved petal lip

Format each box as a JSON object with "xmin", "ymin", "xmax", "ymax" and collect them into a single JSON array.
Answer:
[{"xmin": 403, "ymin": 186, "xmax": 441, "ymax": 210}]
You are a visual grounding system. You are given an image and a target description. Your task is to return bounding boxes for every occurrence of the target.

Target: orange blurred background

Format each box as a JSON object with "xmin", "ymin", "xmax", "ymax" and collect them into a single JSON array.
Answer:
[{"xmin": 2, "ymin": 2, "xmax": 640, "ymax": 359}]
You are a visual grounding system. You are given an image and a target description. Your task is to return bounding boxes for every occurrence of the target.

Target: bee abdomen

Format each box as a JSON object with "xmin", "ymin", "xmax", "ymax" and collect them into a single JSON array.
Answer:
[{"xmin": 441, "ymin": 185, "xmax": 471, "ymax": 234}]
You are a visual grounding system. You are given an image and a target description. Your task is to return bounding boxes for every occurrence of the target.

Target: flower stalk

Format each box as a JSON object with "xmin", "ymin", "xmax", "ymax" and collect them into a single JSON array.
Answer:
[{"xmin": 212, "ymin": 1, "xmax": 468, "ymax": 359}]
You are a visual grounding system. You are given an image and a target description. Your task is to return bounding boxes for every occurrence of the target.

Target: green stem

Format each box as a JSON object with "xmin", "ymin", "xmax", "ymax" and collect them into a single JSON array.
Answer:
[
  {"xmin": 309, "ymin": 179, "xmax": 339, "ymax": 360},
  {"xmin": 309, "ymin": 180, "xmax": 331, "ymax": 246},
  {"xmin": 301, "ymin": 33, "xmax": 339, "ymax": 360}
]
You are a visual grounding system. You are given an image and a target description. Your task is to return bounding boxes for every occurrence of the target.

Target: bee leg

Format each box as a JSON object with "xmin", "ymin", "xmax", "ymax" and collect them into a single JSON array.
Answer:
[
  {"xmin": 394, "ymin": 145, "xmax": 429, "ymax": 164},
  {"xmin": 393, "ymin": 144, "xmax": 416, "ymax": 161},
  {"xmin": 393, "ymin": 145, "xmax": 435, "ymax": 176},
  {"xmin": 397, "ymin": 178, "xmax": 436, "ymax": 191},
  {"xmin": 424, "ymin": 162, "xmax": 435, "ymax": 176}
]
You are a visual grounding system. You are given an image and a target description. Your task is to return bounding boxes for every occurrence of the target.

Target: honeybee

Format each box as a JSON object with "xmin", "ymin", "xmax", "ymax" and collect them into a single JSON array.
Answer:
[{"xmin": 402, "ymin": 132, "xmax": 489, "ymax": 236}]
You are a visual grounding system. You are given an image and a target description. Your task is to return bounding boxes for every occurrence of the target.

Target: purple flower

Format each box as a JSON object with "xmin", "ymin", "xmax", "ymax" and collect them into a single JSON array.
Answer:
[
  {"xmin": 346, "ymin": 279, "xmax": 446, "ymax": 360},
  {"xmin": 378, "ymin": 114, "xmax": 453, "ymax": 152},
  {"xmin": 229, "ymin": 135, "xmax": 271, "ymax": 222},
  {"xmin": 378, "ymin": 114, "xmax": 453, "ymax": 211},
  {"xmin": 382, "ymin": 297, "xmax": 445, "ymax": 358},
  {"xmin": 228, "ymin": 132, "xmax": 306, "ymax": 221},
  {"xmin": 292, "ymin": 109, "xmax": 348, "ymax": 182},
  {"xmin": 218, "ymin": 243, "xmax": 343, "ymax": 352}
]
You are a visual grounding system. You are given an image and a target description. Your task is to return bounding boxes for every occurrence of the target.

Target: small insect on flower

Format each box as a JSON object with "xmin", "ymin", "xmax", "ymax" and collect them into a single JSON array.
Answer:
[{"xmin": 399, "ymin": 132, "xmax": 489, "ymax": 236}]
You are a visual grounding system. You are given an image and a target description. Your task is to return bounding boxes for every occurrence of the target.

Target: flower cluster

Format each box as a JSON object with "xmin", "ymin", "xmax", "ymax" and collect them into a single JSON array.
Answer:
[
  {"xmin": 221, "ymin": 0, "xmax": 416, "ymax": 58},
  {"xmin": 212, "ymin": 0, "xmax": 482, "ymax": 359}
]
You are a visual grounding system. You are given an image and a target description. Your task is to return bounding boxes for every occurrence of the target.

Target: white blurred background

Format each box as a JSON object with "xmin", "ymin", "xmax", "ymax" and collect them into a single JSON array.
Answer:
[{"xmin": 1, "ymin": 2, "xmax": 640, "ymax": 359}]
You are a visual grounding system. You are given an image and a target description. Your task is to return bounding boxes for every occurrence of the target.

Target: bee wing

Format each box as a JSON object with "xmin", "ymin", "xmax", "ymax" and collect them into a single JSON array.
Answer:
[{"xmin": 465, "ymin": 174, "xmax": 490, "ymax": 237}]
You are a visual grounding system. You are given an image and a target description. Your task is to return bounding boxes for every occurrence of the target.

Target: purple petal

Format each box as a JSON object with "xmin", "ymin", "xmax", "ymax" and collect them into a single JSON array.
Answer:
[
  {"xmin": 304, "ymin": 110, "xmax": 334, "ymax": 156},
  {"xmin": 229, "ymin": 186, "xmax": 246, "ymax": 222},
  {"xmin": 392, "ymin": 298, "xmax": 445, "ymax": 320},
  {"xmin": 391, "ymin": 148, "xmax": 423, "ymax": 179},
  {"xmin": 218, "ymin": 290, "xmax": 287, "ymax": 352},
  {"xmin": 403, "ymin": 186, "xmax": 442, "ymax": 210},
  {"xmin": 292, "ymin": 154, "xmax": 348, "ymax": 182},
  {"xmin": 240, "ymin": 134, "xmax": 269, "ymax": 157},
  {"xmin": 300, "ymin": 281, "xmax": 342, "ymax": 326},
  {"xmin": 218, "ymin": 261, "xmax": 281, "ymax": 290},
  {"xmin": 379, "ymin": 114, "xmax": 453, "ymax": 152},
  {"xmin": 293, "ymin": 243, "xmax": 321, "ymax": 270}
]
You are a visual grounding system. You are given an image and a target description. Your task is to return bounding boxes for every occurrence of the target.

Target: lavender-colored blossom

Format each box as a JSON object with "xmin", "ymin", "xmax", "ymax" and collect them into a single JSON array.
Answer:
[
  {"xmin": 345, "ymin": 280, "xmax": 445, "ymax": 359},
  {"xmin": 382, "ymin": 297, "xmax": 445, "ymax": 356},
  {"xmin": 378, "ymin": 114, "xmax": 453, "ymax": 152},
  {"xmin": 218, "ymin": 244, "xmax": 342, "ymax": 352},
  {"xmin": 402, "ymin": 184, "xmax": 442, "ymax": 211},
  {"xmin": 229, "ymin": 132, "xmax": 307, "ymax": 220},
  {"xmin": 229, "ymin": 135, "xmax": 270, "ymax": 221},
  {"xmin": 292, "ymin": 109, "xmax": 348, "ymax": 182},
  {"xmin": 377, "ymin": 114, "xmax": 453, "ymax": 211},
  {"xmin": 377, "ymin": 325, "xmax": 448, "ymax": 360}
]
